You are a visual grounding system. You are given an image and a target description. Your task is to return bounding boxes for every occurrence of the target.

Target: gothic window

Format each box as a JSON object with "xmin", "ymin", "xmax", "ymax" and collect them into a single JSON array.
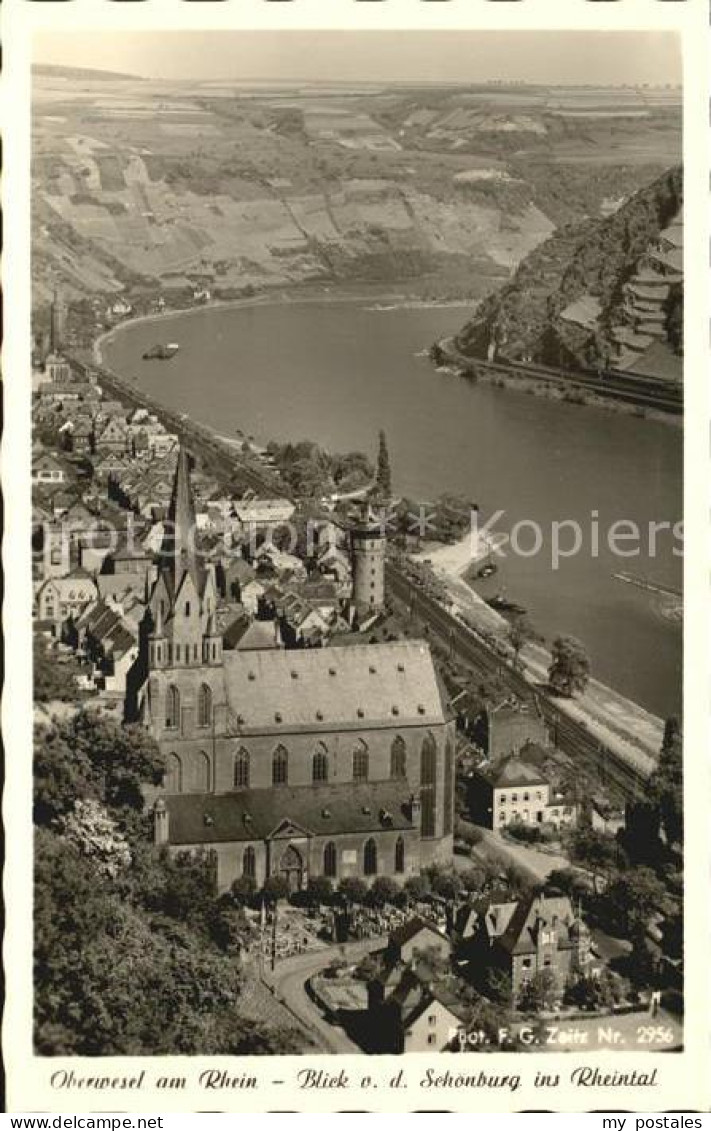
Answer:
[
  {"xmin": 421, "ymin": 733, "xmax": 436, "ymax": 784},
  {"xmin": 312, "ymin": 745, "xmax": 329, "ymax": 783},
  {"xmin": 198, "ymin": 751, "xmax": 211, "ymax": 792},
  {"xmin": 323, "ymin": 841, "xmax": 337, "ymax": 879},
  {"xmin": 390, "ymin": 735, "xmax": 407, "ymax": 779},
  {"xmin": 420, "ymin": 733, "xmax": 437, "ymax": 838},
  {"xmin": 198, "ymin": 683, "xmax": 212, "ymax": 727},
  {"xmin": 164, "ymin": 752, "xmax": 182, "ymax": 793},
  {"xmin": 364, "ymin": 837, "xmax": 378, "ymax": 876},
  {"xmin": 233, "ymin": 748, "xmax": 250, "ymax": 789},
  {"xmin": 272, "ymin": 745, "xmax": 288, "ymax": 786},
  {"xmin": 352, "ymin": 741, "xmax": 369, "ymax": 782},
  {"xmin": 175, "ymin": 645, "xmax": 181, "ymax": 663},
  {"xmin": 443, "ymin": 737, "xmax": 454, "ymax": 836},
  {"xmin": 165, "ymin": 685, "xmax": 180, "ymax": 730},
  {"xmin": 242, "ymin": 845, "xmax": 256, "ymax": 880},
  {"xmin": 185, "ymin": 602, "xmax": 191, "ymax": 616},
  {"xmin": 395, "ymin": 835, "xmax": 405, "ymax": 874}
]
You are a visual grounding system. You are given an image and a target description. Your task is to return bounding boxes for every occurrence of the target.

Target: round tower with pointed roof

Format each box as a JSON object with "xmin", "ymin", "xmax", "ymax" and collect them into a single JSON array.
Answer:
[{"xmin": 350, "ymin": 502, "xmax": 386, "ymax": 615}]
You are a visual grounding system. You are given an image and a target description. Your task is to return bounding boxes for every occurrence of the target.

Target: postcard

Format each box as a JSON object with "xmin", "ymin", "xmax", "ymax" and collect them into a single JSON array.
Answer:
[{"xmin": 2, "ymin": 0, "xmax": 708, "ymax": 1113}]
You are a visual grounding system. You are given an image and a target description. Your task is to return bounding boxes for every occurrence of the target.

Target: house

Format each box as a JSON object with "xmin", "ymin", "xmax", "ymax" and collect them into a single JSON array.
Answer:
[
  {"xmin": 460, "ymin": 892, "xmax": 596, "ymax": 1006},
  {"xmin": 76, "ymin": 599, "xmax": 140, "ymax": 694},
  {"xmin": 365, "ymin": 918, "xmax": 461, "ymax": 1052},
  {"xmin": 221, "ymin": 612, "xmax": 280, "ymax": 652},
  {"xmin": 386, "ymin": 917, "xmax": 452, "ymax": 966},
  {"xmin": 32, "ymin": 452, "xmax": 67, "ymax": 487},
  {"xmin": 590, "ymin": 796, "xmax": 626, "ymax": 837},
  {"xmin": 94, "ymin": 452, "xmax": 131, "ymax": 483},
  {"xmin": 102, "ymin": 537, "xmax": 155, "ymax": 578},
  {"xmin": 370, "ymin": 968, "xmax": 463, "ymax": 1053},
  {"xmin": 35, "ymin": 575, "xmax": 98, "ymax": 632},
  {"xmin": 469, "ymin": 756, "xmax": 577, "ymax": 831},
  {"xmin": 487, "ymin": 697, "xmax": 550, "ymax": 759},
  {"xmin": 95, "ymin": 417, "xmax": 130, "ymax": 455},
  {"xmin": 240, "ymin": 577, "xmax": 268, "ymax": 617},
  {"xmin": 316, "ymin": 543, "xmax": 352, "ymax": 588},
  {"xmin": 233, "ymin": 498, "xmax": 295, "ymax": 532},
  {"xmin": 96, "ymin": 572, "xmax": 149, "ymax": 608}
]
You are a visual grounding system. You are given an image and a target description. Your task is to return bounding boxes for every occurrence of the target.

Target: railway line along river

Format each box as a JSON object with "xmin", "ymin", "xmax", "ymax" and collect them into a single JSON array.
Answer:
[{"xmin": 102, "ymin": 293, "xmax": 682, "ymax": 718}]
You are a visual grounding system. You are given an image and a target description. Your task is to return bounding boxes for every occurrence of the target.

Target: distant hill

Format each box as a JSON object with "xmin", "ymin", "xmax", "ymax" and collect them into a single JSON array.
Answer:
[
  {"xmin": 33, "ymin": 64, "xmax": 143, "ymax": 83},
  {"xmin": 452, "ymin": 165, "xmax": 683, "ymax": 378}
]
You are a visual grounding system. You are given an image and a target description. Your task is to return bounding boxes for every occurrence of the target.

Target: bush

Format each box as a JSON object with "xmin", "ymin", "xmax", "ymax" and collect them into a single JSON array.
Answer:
[
  {"xmin": 367, "ymin": 876, "xmax": 401, "ymax": 907},
  {"xmin": 338, "ymin": 877, "xmax": 368, "ymax": 905},
  {"xmin": 306, "ymin": 875, "xmax": 334, "ymax": 905},
  {"xmin": 506, "ymin": 821, "xmax": 556, "ymax": 846},
  {"xmin": 262, "ymin": 875, "xmax": 290, "ymax": 904}
]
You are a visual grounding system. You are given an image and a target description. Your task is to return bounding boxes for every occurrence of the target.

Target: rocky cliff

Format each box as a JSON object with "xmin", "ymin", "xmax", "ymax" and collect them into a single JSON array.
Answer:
[{"xmin": 452, "ymin": 166, "xmax": 683, "ymax": 378}]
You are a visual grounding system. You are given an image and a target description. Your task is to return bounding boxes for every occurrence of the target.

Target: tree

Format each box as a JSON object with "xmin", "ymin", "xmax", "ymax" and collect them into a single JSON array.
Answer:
[
  {"xmin": 517, "ymin": 969, "xmax": 559, "ymax": 1013},
  {"xmin": 368, "ymin": 876, "xmax": 401, "ymax": 906},
  {"xmin": 230, "ymin": 875, "xmax": 257, "ymax": 906},
  {"xmin": 376, "ymin": 429, "xmax": 392, "ymax": 498},
  {"xmin": 404, "ymin": 874, "xmax": 431, "ymax": 902},
  {"xmin": 508, "ymin": 614, "xmax": 533, "ymax": 669},
  {"xmin": 649, "ymin": 719, "xmax": 683, "ymax": 847},
  {"xmin": 548, "ymin": 635, "xmax": 590, "ymax": 697},
  {"xmin": 480, "ymin": 965, "xmax": 512, "ymax": 1006},
  {"xmin": 566, "ymin": 827, "xmax": 621, "ymax": 894},
  {"xmin": 606, "ymin": 867, "xmax": 666, "ymax": 936},
  {"xmin": 338, "ymin": 877, "xmax": 368, "ymax": 904},
  {"xmin": 306, "ymin": 875, "xmax": 334, "ymax": 905},
  {"xmin": 35, "ymin": 711, "xmax": 164, "ymax": 825},
  {"xmin": 34, "ymin": 636, "xmax": 79, "ymax": 702},
  {"xmin": 34, "ymin": 828, "xmax": 303, "ymax": 1056},
  {"xmin": 262, "ymin": 874, "xmax": 290, "ymax": 904},
  {"xmin": 564, "ymin": 972, "xmax": 617, "ymax": 1012}
]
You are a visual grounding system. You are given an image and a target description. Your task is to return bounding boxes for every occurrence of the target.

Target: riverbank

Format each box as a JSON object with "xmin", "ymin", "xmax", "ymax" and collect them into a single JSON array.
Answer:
[
  {"xmin": 432, "ymin": 338, "xmax": 682, "ymax": 426},
  {"xmin": 96, "ymin": 290, "xmax": 681, "ymax": 715},
  {"xmin": 93, "ymin": 288, "xmax": 475, "ymax": 369}
]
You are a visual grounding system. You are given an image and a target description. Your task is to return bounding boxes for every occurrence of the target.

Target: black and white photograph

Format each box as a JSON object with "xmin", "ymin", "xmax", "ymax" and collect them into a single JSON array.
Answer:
[{"xmin": 3, "ymin": 0, "xmax": 708, "ymax": 1113}]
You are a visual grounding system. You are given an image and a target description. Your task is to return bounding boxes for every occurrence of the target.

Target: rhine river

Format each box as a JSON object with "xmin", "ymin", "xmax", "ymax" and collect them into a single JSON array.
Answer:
[{"xmin": 103, "ymin": 295, "xmax": 683, "ymax": 718}]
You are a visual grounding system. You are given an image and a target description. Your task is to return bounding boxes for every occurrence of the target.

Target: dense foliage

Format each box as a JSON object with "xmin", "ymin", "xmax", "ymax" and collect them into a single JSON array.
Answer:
[{"xmin": 33, "ymin": 713, "xmax": 305, "ymax": 1055}]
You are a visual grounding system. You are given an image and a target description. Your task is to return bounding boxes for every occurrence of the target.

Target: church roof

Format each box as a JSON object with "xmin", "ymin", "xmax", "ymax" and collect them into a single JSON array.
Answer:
[
  {"xmin": 162, "ymin": 781, "xmax": 415, "ymax": 845},
  {"xmin": 222, "ymin": 641, "xmax": 447, "ymax": 733}
]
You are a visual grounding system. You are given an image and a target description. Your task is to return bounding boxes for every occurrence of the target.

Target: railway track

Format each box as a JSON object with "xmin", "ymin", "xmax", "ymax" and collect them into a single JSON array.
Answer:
[
  {"xmin": 437, "ymin": 343, "xmax": 683, "ymax": 415},
  {"xmin": 386, "ymin": 561, "xmax": 653, "ymax": 800},
  {"xmin": 70, "ymin": 354, "xmax": 281, "ymax": 497}
]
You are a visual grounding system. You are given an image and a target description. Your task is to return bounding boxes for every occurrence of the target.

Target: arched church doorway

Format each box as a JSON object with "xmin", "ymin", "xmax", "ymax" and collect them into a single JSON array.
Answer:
[{"xmin": 278, "ymin": 844, "xmax": 304, "ymax": 893}]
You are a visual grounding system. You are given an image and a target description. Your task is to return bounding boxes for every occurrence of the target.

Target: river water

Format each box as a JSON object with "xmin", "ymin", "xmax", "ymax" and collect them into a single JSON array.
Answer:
[{"xmin": 104, "ymin": 296, "xmax": 683, "ymax": 718}]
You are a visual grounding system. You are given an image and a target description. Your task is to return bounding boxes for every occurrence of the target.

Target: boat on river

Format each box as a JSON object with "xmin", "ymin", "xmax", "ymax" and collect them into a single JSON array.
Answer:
[{"xmin": 143, "ymin": 342, "xmax": 180, "ymax": 360}]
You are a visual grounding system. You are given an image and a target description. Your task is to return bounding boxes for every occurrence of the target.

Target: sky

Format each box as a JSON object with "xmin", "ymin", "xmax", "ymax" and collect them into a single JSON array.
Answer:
[{"xmin": 33, "ymin": 30, "xmax": 681, "ymax": 87}]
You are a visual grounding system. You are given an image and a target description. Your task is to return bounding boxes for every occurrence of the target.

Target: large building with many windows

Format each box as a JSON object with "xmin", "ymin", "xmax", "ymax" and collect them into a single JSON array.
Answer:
[{"xmin": 132, "ymin": 449, "xmax": 455, "ymax": 892}]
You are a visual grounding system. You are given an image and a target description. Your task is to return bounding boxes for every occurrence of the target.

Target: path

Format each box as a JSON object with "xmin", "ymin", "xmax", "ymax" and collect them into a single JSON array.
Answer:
[
  {"xmin": 454, "ymin": 827, "xmax": 573, "ymax": 885},
  {"xmin": 265, "ymin": 936, "xmax": 385, "ymax": 1054}
]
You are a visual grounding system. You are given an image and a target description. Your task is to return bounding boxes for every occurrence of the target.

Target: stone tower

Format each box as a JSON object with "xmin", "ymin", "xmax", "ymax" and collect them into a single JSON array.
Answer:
[{"xmin": 350, "ymin": 502, "xmax": 386, "ymax": 615}]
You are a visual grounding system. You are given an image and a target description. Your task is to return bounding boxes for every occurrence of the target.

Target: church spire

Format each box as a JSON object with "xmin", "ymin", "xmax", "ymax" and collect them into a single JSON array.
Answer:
[{"xmin": 159, "ymin": 445, "xmax": 204, "ymax": 596}]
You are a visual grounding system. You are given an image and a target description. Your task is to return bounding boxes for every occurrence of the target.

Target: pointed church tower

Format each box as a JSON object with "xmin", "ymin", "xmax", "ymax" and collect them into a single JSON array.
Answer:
[
  {"xmin": 158, "ymin": 445, "xmax": 205, "ymax": 597},
  {"xmin": 147, "ymin": 445, "xmax": 219, "ymax": 669}
]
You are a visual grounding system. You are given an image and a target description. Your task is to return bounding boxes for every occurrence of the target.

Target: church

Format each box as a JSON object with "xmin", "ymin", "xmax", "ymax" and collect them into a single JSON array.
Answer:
[{"xmin": 131, "ymin": 448, "xmax": 455, "ymax": 892}]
